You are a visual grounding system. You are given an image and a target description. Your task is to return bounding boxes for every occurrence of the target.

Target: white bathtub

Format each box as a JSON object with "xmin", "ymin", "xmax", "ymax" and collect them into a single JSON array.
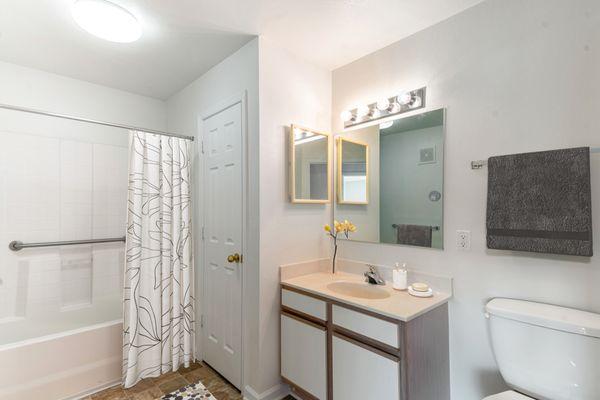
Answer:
[{"xmin": 0, "ymin": 320, "xmax": 123, "ymax": 400}]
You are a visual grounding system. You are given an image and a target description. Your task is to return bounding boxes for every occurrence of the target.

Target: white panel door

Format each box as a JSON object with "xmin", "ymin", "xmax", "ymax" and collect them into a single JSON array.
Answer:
[{"xmin": 202, "ymin": 102, "xmax": 243, "ymax": 389}]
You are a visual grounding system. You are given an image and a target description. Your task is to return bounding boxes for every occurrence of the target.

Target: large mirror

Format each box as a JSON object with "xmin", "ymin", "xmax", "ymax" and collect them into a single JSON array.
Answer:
[
  {"xmin": 334, "ymin": 108, "xmax": 445, "ymax": 249},
  {"xmin": 337, "ymin": 137, "xmax": 368, "ymax": 204},
  {"xmin": 289, "ymin": 124, "xmax": 330, "ymax": 203}
]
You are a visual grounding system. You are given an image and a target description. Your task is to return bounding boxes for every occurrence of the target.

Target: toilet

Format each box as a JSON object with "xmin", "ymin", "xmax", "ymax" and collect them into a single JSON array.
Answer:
[{"xmin": 484, "ymin": 298, "xmax": 600, "ymax": 400}]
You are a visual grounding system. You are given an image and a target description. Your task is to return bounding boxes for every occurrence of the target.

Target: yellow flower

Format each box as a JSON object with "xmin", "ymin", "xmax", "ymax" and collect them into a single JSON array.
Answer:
[
  {"xmin": 324, "ymin": 224, "xmax": 331, "ymax": 232},
  {"xmin": 334, "ymin": 220, "xmax": 343, "ymax": 233},
  {"xmin": 348, "ymin": 223, "xmax": 357, "ymax": 232}
]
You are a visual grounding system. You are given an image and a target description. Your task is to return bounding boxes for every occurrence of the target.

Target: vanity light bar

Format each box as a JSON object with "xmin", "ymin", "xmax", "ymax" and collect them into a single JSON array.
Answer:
[{"xmin": 341, "ymin": 87, "xmax": 427, "ymax": 128}]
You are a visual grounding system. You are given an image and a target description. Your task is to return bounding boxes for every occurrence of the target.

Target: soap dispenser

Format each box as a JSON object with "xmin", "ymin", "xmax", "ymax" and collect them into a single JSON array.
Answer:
[{"xmin": 392, "ymin": 262, "xmax": 408, "ymax": 291}]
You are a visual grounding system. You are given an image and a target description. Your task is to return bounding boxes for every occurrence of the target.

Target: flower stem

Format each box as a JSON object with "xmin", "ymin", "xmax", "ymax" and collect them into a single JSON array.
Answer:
[{"xmin": 332, "ymin": 236, "xmax": 338, "ymax": 274}]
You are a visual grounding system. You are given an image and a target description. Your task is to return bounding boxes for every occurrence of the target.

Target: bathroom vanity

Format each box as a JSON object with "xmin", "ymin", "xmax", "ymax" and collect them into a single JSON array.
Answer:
[{"xmin": 280, "ymin": 270, "xmax": 451, "ymax": 400}]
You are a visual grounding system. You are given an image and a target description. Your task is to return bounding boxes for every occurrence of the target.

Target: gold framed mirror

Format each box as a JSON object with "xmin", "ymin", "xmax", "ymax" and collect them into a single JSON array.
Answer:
[
  {"xmin": 337, "ymin": 137, "xmax": 369, "ymax": 205},
  {"xmin": 289, "ymin": 124, "xmax": 331, "ymax": 203}
]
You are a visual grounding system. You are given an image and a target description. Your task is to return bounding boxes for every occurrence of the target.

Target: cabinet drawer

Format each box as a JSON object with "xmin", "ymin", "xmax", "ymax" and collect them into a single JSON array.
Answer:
[
  {"xmin": 282, "ymin": 288, "xmax": 327, "ymax": 321},
  {"xmin": 281, "ymin": 313, "xmax": 327, "ymax": 399},
  {"xmin": 332, "ymin": 334, "xmax": 400, "ymax": 400},
  {"xmin": 332, "ymin": 304, "xmax": 398, "ymax": 348}
]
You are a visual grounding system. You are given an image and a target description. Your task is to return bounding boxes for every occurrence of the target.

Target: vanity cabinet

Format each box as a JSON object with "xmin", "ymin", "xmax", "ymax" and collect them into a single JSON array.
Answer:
[{"xmin": 280, "ymin": 285, "xmax": 450, "ymax": 400}]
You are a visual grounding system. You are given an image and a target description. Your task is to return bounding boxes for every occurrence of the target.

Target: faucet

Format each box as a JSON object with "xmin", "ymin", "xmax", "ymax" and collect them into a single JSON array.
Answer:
[{"xmin": 364, "ymin": 265, "xmax": 385, "ymax": 285}]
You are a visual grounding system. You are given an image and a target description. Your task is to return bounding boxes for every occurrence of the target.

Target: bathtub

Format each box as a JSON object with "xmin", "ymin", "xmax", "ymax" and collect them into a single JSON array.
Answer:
[{"xmin": 0, "ymin": 320, "xmax": 123, "ymax": 400}]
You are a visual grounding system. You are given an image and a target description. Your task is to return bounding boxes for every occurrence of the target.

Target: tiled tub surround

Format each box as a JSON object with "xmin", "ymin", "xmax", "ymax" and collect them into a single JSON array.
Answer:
[
  {"xmin": 0, "ymin": 130, "xmax": 128, "ymax": 399},
  {"xmin": 280, "ymin": 259, "xmax": 452, "ymax": 400},
  {"xmin": 0, "ymin": 132, "xmax": 128, "ymax": 342}
]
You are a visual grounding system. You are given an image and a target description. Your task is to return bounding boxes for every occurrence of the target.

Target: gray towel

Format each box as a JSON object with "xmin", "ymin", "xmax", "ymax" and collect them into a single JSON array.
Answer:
[
  {"xmin": 486, "ymin": 147, "xmax": 592, "ymax": 257},
  {"xmin": 395, "ymin": 224, "xmax": 432, "ymax": 247}
]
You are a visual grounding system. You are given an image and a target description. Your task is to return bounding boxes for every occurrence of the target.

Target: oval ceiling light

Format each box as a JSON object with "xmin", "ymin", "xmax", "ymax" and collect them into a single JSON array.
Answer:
[{"xmin": 72, "ymin": 0, "xmax": 142, "ymax": 43}]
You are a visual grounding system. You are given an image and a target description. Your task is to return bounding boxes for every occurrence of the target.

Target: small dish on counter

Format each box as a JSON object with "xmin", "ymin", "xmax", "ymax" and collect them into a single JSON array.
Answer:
[{"xmin": 408, "ymin": 284, "xmax": 434, "ymax": 298}]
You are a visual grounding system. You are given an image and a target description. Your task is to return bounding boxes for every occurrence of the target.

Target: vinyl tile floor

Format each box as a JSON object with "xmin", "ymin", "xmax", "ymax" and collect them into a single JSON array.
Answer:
[{"xmin": 86, "ymin": 362, "xmax": 296, "ymax": 400}]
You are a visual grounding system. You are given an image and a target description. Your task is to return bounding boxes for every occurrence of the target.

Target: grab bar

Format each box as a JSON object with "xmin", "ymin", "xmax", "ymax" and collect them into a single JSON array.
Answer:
[{"xmin": 9, "ymin": 237, "xmax": 126, "ymax": 251}]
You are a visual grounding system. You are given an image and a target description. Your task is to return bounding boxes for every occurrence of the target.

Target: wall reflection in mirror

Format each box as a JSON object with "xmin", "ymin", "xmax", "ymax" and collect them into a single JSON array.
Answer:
[
  {"xmin": 334, "ymin": 108, "xmax": 444, "ymax": 249},
  {"xmin": 337, "ymin": 137, "xmax": 368, "ymax": 204},
  {"xmin": 289, "ymin": 125, "xmax": 330, "ymax": 203}
]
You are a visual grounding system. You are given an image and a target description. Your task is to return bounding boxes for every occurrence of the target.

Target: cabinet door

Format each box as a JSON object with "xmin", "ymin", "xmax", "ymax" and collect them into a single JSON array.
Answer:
[
  {"xmin": 332, "ymin": 334, "xmax": 400, "ymax": 400},
  {"xmin": 281, "ymin": 313, "xmax": 327, "ymax": 399}
]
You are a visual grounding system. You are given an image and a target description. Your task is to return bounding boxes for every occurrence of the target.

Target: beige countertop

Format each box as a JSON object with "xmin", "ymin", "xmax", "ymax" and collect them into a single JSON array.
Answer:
[{"xmin": 281, "ymin": 271, "xmax": 452, "ymax": 322}]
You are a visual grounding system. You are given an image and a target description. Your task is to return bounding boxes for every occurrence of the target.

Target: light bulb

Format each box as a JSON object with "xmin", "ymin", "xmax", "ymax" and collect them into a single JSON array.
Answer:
[
  {"xmin": 356, "ymin": 105, "xmax": 371, "ymax": 118},
  {"xmin": 379, "ymin": 121, "xmax": 393, "ymax": 129},
  {"xmin": 376, "ymin": 98, "xmax": 390, "ymax": 111},
  {"xmin": 340, "ymin": 110, "xmax": 354, "ymax": 122},
  {"xmin": 389, "ymin": 103, "xmax": 400, "ymax": 113},
  {"xmin": 410, "ymin": 96, "xmax": 422, "ymax": 108},
  {"xmin": 397, "ymin": 91, "xmax": 413, "ymax": 106}
]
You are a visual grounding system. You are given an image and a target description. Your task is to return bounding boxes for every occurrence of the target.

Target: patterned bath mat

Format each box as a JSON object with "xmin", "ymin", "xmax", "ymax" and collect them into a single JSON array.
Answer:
[{"xmin": 160, "ymin": 381, "xmax": 217, "ymax": 400}]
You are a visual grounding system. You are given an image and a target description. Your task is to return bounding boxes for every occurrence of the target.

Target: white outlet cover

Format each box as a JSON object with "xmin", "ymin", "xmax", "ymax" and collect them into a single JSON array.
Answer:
[{"xmin": 456, "ymin": 230, "xmax": 471, "ymax": 251}]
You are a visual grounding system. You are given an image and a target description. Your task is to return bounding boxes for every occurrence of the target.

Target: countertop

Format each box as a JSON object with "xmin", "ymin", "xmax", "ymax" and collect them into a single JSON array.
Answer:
[{"xmin": 281, "ymin": 271, "xmax": 452, "ymax": 322}]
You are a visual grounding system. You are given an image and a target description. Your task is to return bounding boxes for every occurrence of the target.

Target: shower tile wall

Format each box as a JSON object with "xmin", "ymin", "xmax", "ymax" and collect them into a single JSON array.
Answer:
[{"xmin": 0, "ymin": 131, "xmax": 128, "ymax": 344}]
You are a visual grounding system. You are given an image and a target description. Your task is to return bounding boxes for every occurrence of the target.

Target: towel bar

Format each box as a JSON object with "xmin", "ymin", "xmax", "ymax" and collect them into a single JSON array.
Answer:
[
  {"xmin": 392, "ymin": 224, "xmax": 440, "ymax": 231},
  {"xmin": 471, "ymin": 147, "xmax": 600, "ymax": 169}
]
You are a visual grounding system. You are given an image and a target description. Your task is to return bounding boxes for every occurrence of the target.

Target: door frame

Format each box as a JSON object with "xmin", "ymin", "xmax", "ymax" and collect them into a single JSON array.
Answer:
[{"xmin": 197, "ymin": 90, "xmax": 248, "ymax": 389}]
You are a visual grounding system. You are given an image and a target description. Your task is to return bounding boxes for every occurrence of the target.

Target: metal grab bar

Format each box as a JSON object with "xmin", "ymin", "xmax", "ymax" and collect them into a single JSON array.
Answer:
[{"xmin": 9, "ymin": 237, "xmax": 126, "ymax": 252}]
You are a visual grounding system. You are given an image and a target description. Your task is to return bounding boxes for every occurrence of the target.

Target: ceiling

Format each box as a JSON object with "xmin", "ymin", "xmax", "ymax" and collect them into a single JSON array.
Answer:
[{"xmin": 0, "ymin": 0, "xmax": 484, "ymax": 99}]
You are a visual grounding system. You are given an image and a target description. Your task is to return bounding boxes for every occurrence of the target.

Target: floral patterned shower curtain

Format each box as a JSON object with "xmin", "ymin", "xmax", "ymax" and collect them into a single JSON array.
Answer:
[{"xmin": 123, "ymin": 131, "xmax": 194, "ymax": 388}]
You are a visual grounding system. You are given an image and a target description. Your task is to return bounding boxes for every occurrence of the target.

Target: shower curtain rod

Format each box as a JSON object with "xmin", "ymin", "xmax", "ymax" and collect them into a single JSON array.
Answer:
[{"xmin": 0, "ymin": 102, "xmax": 194, "ymax": 141}]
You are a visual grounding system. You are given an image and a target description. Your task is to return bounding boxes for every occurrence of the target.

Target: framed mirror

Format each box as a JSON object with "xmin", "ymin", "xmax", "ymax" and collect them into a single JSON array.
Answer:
[
  {"xmin": 289, "ymin": 124, "xmax": 330, "ymax": 203},
  {"xmin": 333, "ymin": 108, "xmax": 445, "ymax": 249},
  {"xmin": 337, "ymin": 137, "xmax": 369, "ymax": 204}
]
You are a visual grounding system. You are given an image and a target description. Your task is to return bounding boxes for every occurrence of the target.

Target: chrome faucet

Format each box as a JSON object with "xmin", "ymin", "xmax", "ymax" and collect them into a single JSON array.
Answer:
[{"xmin": 364, "ymin": 265, "xmax": 385, "ymax": 285}]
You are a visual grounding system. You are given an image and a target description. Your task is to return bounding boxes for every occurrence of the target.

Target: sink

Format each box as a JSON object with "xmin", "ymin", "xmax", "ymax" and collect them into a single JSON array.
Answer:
[{"xmin": 326, "ymin": 281, "xmax": 390, "ymax": 300}]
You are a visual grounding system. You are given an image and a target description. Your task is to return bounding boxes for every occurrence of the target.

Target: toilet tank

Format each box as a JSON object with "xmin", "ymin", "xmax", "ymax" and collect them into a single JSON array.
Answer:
[{"xmin": 486, "ymin": 298, "xmax": 600, "ymax": 400}]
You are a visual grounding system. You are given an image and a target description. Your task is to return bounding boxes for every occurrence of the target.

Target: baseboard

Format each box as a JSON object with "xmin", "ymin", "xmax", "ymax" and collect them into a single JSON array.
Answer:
[
  {"xmin": 61, "ymin": 379, "xmax": 121, "ymax": 400},
  {"xmin": 244, "ymin": 383, "xmax": 290, "ymax": 400}
]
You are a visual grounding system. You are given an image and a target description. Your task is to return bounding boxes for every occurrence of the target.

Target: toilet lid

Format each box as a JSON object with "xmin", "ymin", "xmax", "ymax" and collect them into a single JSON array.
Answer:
[{"xmin": 483, "ymin": 390, "xmax": 534, "ymax": 400}]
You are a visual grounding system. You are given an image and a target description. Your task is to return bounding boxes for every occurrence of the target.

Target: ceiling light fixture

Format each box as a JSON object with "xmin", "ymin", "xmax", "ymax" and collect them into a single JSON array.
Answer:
[{"xmin": 72, "ymin": 0, "xmax": 142, "ymax": 43}]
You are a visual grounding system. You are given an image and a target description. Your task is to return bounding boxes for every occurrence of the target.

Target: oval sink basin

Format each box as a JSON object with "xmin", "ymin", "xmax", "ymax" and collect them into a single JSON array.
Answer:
[{"xmin": 326, "ymin": 281, "xmax": 390, "ymax": 300}]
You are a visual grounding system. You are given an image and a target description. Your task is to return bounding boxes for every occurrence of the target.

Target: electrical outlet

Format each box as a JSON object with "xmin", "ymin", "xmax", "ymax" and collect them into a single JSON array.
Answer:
[{"xmin": 456, "ymin": 230, "xmax": 471, "ymax": 251}]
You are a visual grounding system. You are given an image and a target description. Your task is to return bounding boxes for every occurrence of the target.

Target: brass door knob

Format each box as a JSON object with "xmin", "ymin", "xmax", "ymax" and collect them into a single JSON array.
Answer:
[{"xmin": 227, "ymin": 253, "xmax": 241, "ymax": 263}]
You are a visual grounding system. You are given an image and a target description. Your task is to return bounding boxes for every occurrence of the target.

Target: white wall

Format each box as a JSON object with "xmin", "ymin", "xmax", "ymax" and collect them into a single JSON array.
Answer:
[
  {"xmin": 332, "ymin": 1, "xmax": 600, "ymax": 399},
  {"xmin": 257, "ymin": 37, "xmax": 332, "ymax": 395},
  {"xmin": 165, "ymin": 39, "xmax": 261, "ymax": 397},
  {"xmin": 0, "ymin": 61, "xmax": 166, "ymax": 133}
]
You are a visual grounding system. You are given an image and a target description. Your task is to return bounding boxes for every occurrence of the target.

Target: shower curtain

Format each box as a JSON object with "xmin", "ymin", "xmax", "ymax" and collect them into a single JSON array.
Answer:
[{"xmin": 123, "ymin": 131, "xmax": 194, "ymax": 388}]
